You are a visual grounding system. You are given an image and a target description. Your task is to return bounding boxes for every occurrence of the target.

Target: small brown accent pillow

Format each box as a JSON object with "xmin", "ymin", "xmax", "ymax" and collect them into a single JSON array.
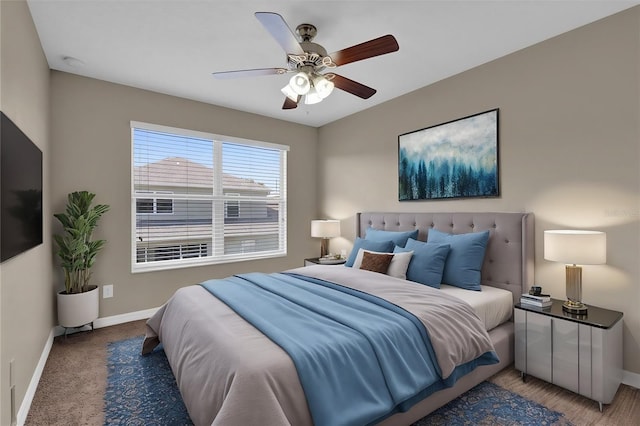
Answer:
[{"xmin": 359, "ymin": 251, "xmax": 394, "ymax": 274}]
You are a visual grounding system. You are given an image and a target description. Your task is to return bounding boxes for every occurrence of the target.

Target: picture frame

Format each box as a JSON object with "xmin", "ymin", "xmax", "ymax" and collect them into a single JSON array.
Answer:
[{"xmin": 398, "ymin": 108, "xmax": 499, "ymax": 201}]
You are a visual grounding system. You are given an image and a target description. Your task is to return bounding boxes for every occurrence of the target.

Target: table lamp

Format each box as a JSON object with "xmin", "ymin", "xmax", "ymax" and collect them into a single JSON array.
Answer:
[
  {"xmin": 311, "ymin": 220, "xmax": 340, "ymax": 258},
  {"xmin": 543, "ymin": 230, "xmax": 606, "ymax": 314}
]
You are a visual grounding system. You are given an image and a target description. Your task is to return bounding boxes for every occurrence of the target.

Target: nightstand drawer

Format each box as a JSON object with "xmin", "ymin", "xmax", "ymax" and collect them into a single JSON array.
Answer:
[
  {"xmin": 552, "ymin": 318, "xmax": 579, "ymax": 393},
  {"xmin": 525, "ymin": 312, "xmax": 552, "ymax": 383}
]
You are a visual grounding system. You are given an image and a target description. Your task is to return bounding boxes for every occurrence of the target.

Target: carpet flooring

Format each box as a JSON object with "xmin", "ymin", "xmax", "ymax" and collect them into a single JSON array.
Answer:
[{"xmin": 26, "ymin": 320, "xmax": 640, "ymax": 426}]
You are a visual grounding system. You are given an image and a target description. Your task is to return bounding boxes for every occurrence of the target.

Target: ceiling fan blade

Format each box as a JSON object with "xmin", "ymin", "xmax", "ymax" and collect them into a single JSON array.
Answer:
[
  {"xmin": 282, "ymin": 96, "xmax": 300, "ymax": 109},
  {"xmin": 212, "ymin": 68, "xmax": 287, "ymax": 79},
  {"xmin": 331, "ymin": 74, "xmax": 376, "ymax": 99},
  {"xmin": 255, "ymin": 12, "xmax": 305, "ymax": 55},
  {"xmin": 329, "ymin": 35, "xmax": 399, "ymax": 67}
]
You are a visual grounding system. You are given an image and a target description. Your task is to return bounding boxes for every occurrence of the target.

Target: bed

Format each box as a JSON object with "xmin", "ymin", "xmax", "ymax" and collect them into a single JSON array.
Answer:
[{"xmin": 143, "ymin": 211, "xmax": 534, "ymax": 426}]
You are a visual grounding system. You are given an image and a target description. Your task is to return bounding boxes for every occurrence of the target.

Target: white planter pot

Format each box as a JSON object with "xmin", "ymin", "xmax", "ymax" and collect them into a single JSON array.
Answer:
[{"xmin": 57, "ymin": 285, "xmax": 99, "ymax": 328}]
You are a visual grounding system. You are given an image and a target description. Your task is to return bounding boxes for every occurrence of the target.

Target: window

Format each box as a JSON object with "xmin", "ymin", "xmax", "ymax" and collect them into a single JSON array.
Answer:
[
  {"xmin": 135, "ymin": 191, "xmax": 174, "ymax": 214},
  {"xmin": 225, "ymin": 193, "xmax": 240, "ymax": 219},
  {"xmin": 131, "ymin": 121, "xmax": 288, "ymax": 272}
]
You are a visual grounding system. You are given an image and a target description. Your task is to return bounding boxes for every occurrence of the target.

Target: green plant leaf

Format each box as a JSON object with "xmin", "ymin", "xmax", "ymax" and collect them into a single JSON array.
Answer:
[{"xmin": 53, "ymin": 191, "xmax": 109, "ymax": 293}]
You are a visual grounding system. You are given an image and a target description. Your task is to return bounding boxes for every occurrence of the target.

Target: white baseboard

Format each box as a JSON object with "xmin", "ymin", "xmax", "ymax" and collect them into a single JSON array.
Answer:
[
  {"xmin": 16, "ymin": 329, "xmax": 54, "ymax": 426},
  {"xmin": 623, "ymin": 369, "xmax": 640, "ymax": 389},
  {"xmin": 94, "ymin": 307, "xmax": 159, "ymax": 328},
  {"xmin": 53, "ymin": 307, "xmax": 160, "ymax": 337},
  {"xmin": 19, "ymin": 307, "xmax": 159, "ymax": 425}
]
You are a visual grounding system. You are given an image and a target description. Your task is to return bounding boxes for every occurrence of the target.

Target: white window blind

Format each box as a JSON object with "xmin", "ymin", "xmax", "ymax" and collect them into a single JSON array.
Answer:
[{"xmin": 131, "ymin": 121, "xmax": 288, "ymax": 273}]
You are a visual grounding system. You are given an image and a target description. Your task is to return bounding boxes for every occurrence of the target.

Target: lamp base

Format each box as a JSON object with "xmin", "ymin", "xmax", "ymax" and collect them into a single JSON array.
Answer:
[
  {"xmin": 320, "ymin": 239, "xmax": 330, "ymax": 258},
  {"xmin": 564, "ymin": 264, "xmax": 587, "ymax": 314},
  {"xmin": 562, "ymin": 299, "xmax": 588, "ymax": 314}
]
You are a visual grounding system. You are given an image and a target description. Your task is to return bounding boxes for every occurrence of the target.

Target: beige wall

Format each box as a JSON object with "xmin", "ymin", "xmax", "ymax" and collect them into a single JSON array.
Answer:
[
  {"xmin": 3, "ymin": 3, "xmax": 639, "ymax": 421},
  {"xmin": 0, "ymin": 1, "xmax": 52, "ymax": 424},
  {"xmin": 318, "ymin": 8, "xmax": 640, "ymax": 375},
  {"xmin": 50, "ymin": 72, "xmax": 319, "ymax": 317}
]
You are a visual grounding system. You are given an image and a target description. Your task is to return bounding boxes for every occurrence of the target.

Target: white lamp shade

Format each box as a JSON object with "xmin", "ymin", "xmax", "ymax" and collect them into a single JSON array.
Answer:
[
  {"xmin": 311, "ymin": 220, "xmax": 340, "ymax": 238},
  {"xmin": 304, "ymin": 88, "xmax": 323, "ymax": 105},
  {"xmin": 289, "ymin": 72, "xmax": 310, "ymax": 95},
  {"xmin": 281, "ymin": 84, "xmax": 299, "ymax": 101},
  {"xmin": 312, "ymin": 74, "xmax": 334, "ymax": 98},
  {"xmin": 544, "ymin": 230, "xmax": 606, "ymax": 265}
]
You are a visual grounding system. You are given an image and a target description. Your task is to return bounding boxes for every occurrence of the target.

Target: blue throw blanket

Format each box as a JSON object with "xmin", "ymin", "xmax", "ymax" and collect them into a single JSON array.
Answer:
[{"xmin": 200, "ymin": 272, "xmax": 496, "ymax": 426}]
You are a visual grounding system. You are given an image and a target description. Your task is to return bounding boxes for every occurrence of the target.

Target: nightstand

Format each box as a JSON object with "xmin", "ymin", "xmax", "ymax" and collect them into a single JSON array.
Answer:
[
  {"xmin": 515, "ymin": 299, "xmax": 623, "ymax": 411},
  {"xmin": 304, "ymin": 257, "xmax": 346, "ymax": 266}
]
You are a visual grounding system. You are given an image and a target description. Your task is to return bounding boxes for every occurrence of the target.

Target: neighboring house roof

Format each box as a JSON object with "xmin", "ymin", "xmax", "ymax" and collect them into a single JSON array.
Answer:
[{"xmin": 134, "ymin": 157, "xmax": 271, "ymax": 194}]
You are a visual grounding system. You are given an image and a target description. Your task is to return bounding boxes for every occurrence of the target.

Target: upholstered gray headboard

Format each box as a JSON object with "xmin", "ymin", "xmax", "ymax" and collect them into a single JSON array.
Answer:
[{"xmin": 356, "ymin": 212, "xmax": 534, "ymax": 304}]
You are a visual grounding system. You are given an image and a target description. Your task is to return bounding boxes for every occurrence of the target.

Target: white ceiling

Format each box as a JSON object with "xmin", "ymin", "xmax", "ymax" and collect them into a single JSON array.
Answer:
[{"xmin": 27, "ymin": 0, "xmax": 639, "ymax": 127}]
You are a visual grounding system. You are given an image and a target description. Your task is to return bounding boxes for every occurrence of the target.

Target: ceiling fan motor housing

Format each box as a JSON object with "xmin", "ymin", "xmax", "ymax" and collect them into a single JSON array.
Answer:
[
  {"xmin": 296, "ymin": 23, "xmax": 317, "ymax": 42},
  {"xmin": 287, "ymin": 23, "xmax": 333, "ymax": 71},
  {"xmin": 288, "ymin": 41, "xmax": 333, "ymax": 71}
]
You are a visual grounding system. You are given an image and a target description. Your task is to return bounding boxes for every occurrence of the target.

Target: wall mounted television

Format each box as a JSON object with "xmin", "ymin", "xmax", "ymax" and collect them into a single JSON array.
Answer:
[{"xmin": 1, "ymin": 111, "xmax": 43, "ymax": 262}]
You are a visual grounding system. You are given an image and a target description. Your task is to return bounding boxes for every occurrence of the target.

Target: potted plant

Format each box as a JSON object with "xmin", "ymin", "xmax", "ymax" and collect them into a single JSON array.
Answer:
[{"xmin": 54, "ymin": 191, "xmax": 110, "ymax": 329}]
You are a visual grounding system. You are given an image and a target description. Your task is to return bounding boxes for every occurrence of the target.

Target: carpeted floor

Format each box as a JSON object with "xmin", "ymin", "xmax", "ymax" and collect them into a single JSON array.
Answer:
[{"xmin": 26, "ymin": 320, "xmax": 640, "ymax": 426}]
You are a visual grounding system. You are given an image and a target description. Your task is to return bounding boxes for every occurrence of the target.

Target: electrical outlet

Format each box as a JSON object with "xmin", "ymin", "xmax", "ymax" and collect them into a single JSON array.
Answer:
[{"xmin": 103, "ymin": 284, "xmax": 113, "ymax": 298}]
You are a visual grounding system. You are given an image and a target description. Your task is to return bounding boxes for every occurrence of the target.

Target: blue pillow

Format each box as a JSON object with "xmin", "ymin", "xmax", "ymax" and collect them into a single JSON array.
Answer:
[
  {"xmin": 345, "ymin": 237, "xmax": 394, "ymax": 267},
  {"xmin": 397, "ymin": 240, "xmax": 451, "ymax": 288},
  {"xmin": 365, "ymin": 228, "xmax": 419, "ymax": 248},
  {"xmin": 426, "ymin": 229, "xmax": 490, "ymax": 291}
]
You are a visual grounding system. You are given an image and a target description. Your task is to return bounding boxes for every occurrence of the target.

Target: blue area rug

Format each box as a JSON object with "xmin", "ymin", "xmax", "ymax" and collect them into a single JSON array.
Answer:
[
  {"xmin": 105, "ymin": 336, "xmax": 192, "ymax": 425},
  {"xmin": 413, "ymin": 381, "xmax": 573, "ymax": 426},
  {"xmin": 105, "ymin": 336, "xmax": 572, "ymax": 426}
]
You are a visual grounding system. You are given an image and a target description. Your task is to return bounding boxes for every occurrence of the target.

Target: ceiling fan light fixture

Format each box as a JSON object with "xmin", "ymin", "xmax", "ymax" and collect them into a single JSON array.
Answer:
[
  {"xmin": 281, "ymin": 84, "xmax": 299, "ymax": 101},
  {"xmin": 289, "ymin": 72, "xmax": 310, "ymax": 95},
  {"xmin": 312, "ymin": 75, "xmax": 334, "ymax": 99},
  {"xmin": 304, "ymin": 88, "xmax": 323, "ymax": 105}
]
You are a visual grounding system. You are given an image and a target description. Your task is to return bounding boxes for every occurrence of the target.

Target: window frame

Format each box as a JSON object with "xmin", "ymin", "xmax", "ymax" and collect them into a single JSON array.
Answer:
[{"xmin": 131, "ymin": 121, "xmax": 288, "ymax": 273}]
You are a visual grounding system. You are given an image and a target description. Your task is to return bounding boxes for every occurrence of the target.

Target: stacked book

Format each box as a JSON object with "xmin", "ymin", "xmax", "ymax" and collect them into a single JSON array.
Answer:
[{"xmin": 520, "ymin": 293, "xmax": 552, "ymax": 308}]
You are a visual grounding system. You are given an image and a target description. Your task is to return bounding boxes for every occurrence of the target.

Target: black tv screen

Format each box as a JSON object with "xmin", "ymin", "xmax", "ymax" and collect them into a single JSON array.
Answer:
[{"xmin": 1, "ymin": 111, "xmax": 43, "ymax": 262}]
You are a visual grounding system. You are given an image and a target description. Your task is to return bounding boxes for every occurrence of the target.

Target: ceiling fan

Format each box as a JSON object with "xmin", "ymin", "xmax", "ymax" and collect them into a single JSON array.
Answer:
[{"xmin": 212, "ymin": 12, "xmax": 399, "ymax": 110}]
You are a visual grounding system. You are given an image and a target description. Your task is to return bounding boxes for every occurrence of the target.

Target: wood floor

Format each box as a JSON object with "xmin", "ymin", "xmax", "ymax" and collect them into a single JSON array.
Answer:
[
  {"xmin": 25, "ymin": 320, "xmax": 639, "ymax": 425},
  {"xmin": 491, "ymin": 368, "xmax": 639, "ymax": 426}
]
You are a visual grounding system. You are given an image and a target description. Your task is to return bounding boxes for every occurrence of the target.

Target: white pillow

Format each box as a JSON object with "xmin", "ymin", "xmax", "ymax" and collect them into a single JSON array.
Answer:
[{"xmin": 353, "ymin": 248, "xmax": 414, "ymax": 279}]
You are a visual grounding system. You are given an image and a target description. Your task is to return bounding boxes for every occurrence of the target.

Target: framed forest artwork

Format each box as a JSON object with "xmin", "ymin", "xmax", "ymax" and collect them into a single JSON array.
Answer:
[{"xmin": 398, "ymin": 109, "xmax": 499, "ymax": 201}]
